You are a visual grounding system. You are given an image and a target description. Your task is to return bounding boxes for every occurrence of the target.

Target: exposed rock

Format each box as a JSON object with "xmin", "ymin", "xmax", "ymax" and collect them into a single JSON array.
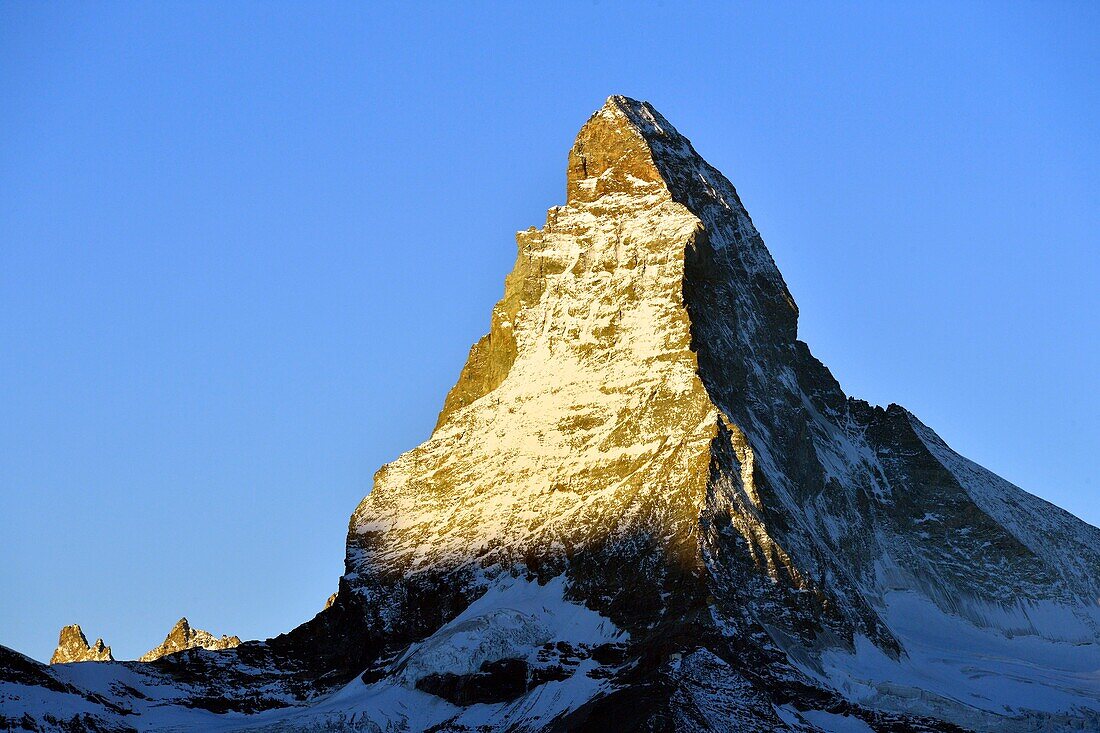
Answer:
[
  {"xmin": 138, "ymin": 618, "xmax": 240, "ymax": 662},
  {"xmin": 415, "ymin": 657, "xmax": 532, "ymax": 705},
  {"xmin": 49, "ymin": 625, "xmax": 113, "ymax": 664},
  {"xmin": 323, "ymin": 592, "xmax": 337, "ymax": 610}
]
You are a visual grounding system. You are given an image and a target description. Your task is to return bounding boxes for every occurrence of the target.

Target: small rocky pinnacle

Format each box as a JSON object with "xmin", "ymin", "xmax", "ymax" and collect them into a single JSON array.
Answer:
[
  {"xmin": 49, "ymin": 624, "xmax": 113, "ymax": 664},
  {"xmin": 139, "ymin": 617, "xmax": 241, "ymax": 662}
]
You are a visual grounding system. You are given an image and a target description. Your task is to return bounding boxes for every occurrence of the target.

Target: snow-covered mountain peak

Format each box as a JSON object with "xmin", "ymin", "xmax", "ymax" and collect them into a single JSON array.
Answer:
[{"xmin": 338, "ymin": 96, "xmax": 1100, "ymax": 730}]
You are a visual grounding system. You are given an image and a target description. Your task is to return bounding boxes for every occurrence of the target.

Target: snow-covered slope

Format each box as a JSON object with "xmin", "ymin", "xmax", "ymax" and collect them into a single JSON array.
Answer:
[{"xmin": 3, "ymin": 96, "xmax": 1097, "ymax": 732}]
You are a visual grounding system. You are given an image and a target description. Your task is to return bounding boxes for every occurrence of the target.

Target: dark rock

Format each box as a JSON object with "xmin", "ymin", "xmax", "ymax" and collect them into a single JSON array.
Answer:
[{"xmin": 416, "ymin": 658, "xmax": 532, "ymax": 705}]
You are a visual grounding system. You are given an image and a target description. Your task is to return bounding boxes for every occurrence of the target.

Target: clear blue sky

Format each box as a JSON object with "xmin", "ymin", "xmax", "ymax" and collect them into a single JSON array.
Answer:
[{"xmin": 2, "ymin": 2, "xmax": 1097, "ymax": 662}]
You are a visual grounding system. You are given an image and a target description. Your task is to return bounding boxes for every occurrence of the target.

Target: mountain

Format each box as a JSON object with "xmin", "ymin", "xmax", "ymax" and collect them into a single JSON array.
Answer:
[
  {"xmin": 138, "ymin": 618, "xmax": 241, "ymax": 662},
  {"xmin": 48, "ymin": 626, "xmax": 113, "ymax": 665},
  {"xmin": 2, "ymin": 96, "xmax": 1098, "ymax": 732}
]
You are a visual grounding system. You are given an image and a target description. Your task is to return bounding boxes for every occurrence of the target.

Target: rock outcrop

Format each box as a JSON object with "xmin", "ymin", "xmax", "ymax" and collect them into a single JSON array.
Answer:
[
  {"xmin": 48, "ymin": 625, "xmax": 113, "ymax": 664},
  {"xmin": 138, "ymin": 618, "xmax": 240, "ymax": 662},
  {"xmin": 3, "ymin": 95, "xmax": 1099, "ymax": 732}
]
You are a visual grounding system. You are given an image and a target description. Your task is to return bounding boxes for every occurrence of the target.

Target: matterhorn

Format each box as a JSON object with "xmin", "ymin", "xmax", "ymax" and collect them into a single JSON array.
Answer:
[{"xmin": 2, "ymin": 96, "xmax": 1098, "ymax": 732}]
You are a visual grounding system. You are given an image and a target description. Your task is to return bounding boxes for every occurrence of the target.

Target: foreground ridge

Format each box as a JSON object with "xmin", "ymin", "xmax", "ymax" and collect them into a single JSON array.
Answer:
[{"xmin": 3, "ymin": 96, "xmax": 1098, "ymax": 732}]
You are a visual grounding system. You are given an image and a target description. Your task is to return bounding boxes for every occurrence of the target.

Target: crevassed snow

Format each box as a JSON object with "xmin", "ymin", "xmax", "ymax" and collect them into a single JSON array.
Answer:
[
  {"xmin": 815, "ymin": 590, "xmax": 1100, "ymax": 729},
  {"xmin": 800, "ymin": 709, "xmax": 876, "ymax": 733}
]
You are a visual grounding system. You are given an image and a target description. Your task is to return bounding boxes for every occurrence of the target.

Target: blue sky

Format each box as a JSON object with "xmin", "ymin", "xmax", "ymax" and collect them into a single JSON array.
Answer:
[{"xmin": 1, "ymin": 2, "xmax": 1097, "ymax": 661}]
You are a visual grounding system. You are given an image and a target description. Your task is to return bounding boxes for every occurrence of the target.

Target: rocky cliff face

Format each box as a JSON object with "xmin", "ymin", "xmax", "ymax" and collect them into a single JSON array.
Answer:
[
  {"xmin": 49, "ymin": 625, "xmax": 113, "ymax": 665},
  {"xmin": 138, "ymin": 618, "xmax": 241, "ymax": 662},
  {"xmin": 3, "ymin": 96, "xmax": 1098, "ymax": 732}
]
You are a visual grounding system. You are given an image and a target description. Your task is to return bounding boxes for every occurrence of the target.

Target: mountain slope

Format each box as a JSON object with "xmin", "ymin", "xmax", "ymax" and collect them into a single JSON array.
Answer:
[{"xmin": 3, "ymin": 96, "xmax": 1097, "ymax": 732}]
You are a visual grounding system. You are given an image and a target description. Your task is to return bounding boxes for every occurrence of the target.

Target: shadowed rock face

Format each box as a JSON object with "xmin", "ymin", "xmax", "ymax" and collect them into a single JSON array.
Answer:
[
  {"xmin": 3, "ymin": 96, "xmax": 1099, "ymax": 732},
  {"xmin": 138, "ymin": 618, "xmax": 241, "ymax": 662}
]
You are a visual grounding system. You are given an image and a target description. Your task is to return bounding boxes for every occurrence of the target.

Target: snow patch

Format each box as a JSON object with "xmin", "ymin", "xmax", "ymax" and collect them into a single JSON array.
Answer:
[{"xmin": 395, "ymin": 574, "xmax": 623, "ymax": 683}]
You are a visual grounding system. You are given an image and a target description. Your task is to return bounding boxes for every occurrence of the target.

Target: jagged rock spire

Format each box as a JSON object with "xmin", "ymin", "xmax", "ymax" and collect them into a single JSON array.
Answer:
[
  {"xmin": 49, "ymin": 624, "xmax": 113, "ymax": 664},
  {"xmin": 139, "ymin": 617, "xmax": 241, "ymax": 662}
]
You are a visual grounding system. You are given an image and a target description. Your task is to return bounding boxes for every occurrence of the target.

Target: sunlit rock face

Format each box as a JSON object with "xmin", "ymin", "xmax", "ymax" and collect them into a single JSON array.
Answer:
[
  {"xmin": 138, "ymin": 618, "xmax": 241, "ymax": 662},
  {"xmin": 3, "ymin": 96, "xmax": 1099, "ymax": 732},
  {"xmin": 49, "ymin": 625, "xmax": 113, "ymax": 665},
  {"xmin": 348, "ymin": 99, "xmax": 719, "ymax": 639}
]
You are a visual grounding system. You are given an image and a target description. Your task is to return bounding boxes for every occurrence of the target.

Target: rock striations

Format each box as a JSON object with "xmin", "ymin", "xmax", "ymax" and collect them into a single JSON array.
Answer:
[
  {"xmin": 139, "ymin": 618, "xmax": 241, "ymax": 662},
  {"xmin": 2, "ymin": 96, "xmax": 1099, "ymax": 732},
  {"xmin": 48, "ymin": 626, "xmax": 113, "ymax": 665}
]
